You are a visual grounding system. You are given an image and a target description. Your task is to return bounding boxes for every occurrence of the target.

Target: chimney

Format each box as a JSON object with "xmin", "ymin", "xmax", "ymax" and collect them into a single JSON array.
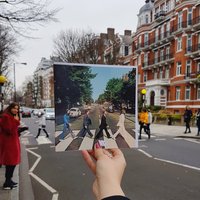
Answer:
[
  {"xmin": 124, "ymin": 30, "xmax": 131, "ymax": 36},
  {"xmin": 107, "ymin": 28, "xmax": 115, "ymax": 40}
]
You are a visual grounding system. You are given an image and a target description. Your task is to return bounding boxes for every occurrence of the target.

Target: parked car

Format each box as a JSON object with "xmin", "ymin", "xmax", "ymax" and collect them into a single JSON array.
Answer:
[
  {"xmin": 21, "ymin": 108, "xmax": 31, "ymax": 118},
  {"xmin": 69, "ymin": 107, "xmax": 81, "ymax": 117},
  {"xmin": 45, "ymin": 108, "xmax": 55, "ymax": 120}
]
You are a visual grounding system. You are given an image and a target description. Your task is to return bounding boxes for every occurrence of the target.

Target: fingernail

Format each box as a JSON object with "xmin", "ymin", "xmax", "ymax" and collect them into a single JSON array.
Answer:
[{"xmin": 95, "ymin": 142, "xmax": 101, "ymax": 149}]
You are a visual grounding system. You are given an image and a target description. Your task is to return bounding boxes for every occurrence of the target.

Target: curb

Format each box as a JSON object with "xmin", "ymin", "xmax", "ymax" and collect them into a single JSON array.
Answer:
[{"xmin": 176, "ymin": 135, "xmax": 200, "ymax": 139}]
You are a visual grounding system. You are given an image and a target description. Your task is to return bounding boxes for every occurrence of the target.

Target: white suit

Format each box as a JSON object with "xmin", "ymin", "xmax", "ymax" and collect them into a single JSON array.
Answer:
[{"xmin": 113, "ymin": 113, "xmax": 125, "ymax": 137}]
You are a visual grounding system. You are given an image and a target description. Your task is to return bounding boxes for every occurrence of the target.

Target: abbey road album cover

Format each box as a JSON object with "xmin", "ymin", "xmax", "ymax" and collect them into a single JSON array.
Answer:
[{"xmin": 54, "ymin": 63, "xmax": 138, "ymax": 151}]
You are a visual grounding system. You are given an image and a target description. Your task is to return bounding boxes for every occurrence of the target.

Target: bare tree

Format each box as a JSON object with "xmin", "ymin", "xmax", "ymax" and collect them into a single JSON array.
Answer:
[
  {"xmin": 0, "ymin": 0, "xmax": 59, "ymax": 36},
  {"xmin": 0, "ymin": 24, "xmax": 19, "ymax": 75},
  {"xmin": 53, "ymin": 29, "xmax": 101, "ymax": 64}
]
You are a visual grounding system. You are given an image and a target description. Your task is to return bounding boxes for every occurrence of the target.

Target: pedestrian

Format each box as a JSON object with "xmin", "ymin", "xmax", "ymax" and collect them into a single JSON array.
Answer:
[
  {"xmin": 138, "ymin": 108, "xmax": 149, "ymax": 139},
  {"xmin": 183, "ymin": 106, "xmax": 193, "ymax": 134},
  {"xmin": 146, "ymin": 109, "xmax": 153, "ymax": 138},
  {"xmin": 82, "ymin": 146, "xmax": 130, "ymax": 200},
  {"xmin": 196, "ymin": 108, "xmax": 200, "ymax": 136},
  {"xmin": 95, "ymin": 110, "xmax": 112, "ymax": 139},
  {"xmin": 113, "ymin": 109, "xmax": 126, "ymax": 140},
  {"xmin": 35, "ymin": 112, "xmax": 49, "ymax": 138},
  {"xmin": 0, "ymin": 102, "xmax": 20, "ymax": 190},
  {"xmin": 79, "ymin": 110, "xmax": 93, "ymax": 138},
  {"xmin": 59, "ymin": 109, "xmax": 74, "ymax": 140}
]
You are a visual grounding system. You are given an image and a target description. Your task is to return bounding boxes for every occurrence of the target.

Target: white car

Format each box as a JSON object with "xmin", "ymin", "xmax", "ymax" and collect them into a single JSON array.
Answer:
[
  {"xmin": 69, "ymin": 107, "xmax": 81, "ymax": 117},
  {"xmin": 45, "ymin": 108, "xmax": 55, "ymax": 120}
]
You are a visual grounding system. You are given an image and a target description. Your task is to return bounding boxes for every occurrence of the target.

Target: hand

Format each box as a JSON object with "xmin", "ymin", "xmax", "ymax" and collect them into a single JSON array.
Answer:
[{"xmin": 82, "ymin": 146, "xmax": 126, "ymax": 200}]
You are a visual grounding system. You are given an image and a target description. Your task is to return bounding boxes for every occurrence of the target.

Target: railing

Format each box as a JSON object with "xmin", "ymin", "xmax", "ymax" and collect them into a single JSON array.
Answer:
[
  {"xmin": 185, "ymin": 44, "xmax": 200, "ymax": 54},
  {"xmin": 148, "ymin": 53, "xmax": 174, "ymax": 66}
]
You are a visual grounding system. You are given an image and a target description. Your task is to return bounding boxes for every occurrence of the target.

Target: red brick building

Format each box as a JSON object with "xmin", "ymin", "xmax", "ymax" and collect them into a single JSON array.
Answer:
[{"xmin": 131, "ymin": 0, "xmax": 200, "ymax": 113}]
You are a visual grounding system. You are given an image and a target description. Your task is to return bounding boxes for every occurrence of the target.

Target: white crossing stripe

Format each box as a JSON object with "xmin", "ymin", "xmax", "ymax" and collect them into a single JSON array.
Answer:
[
  {"xmin": 79, "ymin": 130, "xmax": 96, "ymax": 150},
  {"xmin": 36, "ymin": 136, "xmax": 52, "ymax": 145},
  {"xmin": 23, "ymin": 131, "xmax": 31, "ymax": 136},
  {"xmin": 120, "ymin": 130, "xmax": 136, "ymax": 148},
  {"xmin": 55, "ymin": 130, "xmax": 79, "ymax": 152},
  {"xmin": 103, "ymin": 129, "xmax": 118, "ymax": 148}
]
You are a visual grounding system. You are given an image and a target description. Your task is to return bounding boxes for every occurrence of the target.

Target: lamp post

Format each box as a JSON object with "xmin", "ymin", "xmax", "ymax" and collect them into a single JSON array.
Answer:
[
  {"xmin": 13, "ymin": 62, "xmax": 27, "ymax": 102},
  {"xmin": 0, "ymin": 75, "xmax": 7, "ymax": 113},
  {"xmin": 141, "ymin": 88, "xmax": 147, "ymax": 108}
]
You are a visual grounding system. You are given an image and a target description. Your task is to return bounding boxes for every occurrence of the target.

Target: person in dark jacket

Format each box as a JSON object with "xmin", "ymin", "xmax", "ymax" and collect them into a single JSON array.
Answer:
[
  {"xmin": 95, "ymin": 110, "xmax": 112, "ymax": 139},
  {"xmin": 183, "ymin": 106, "xmax": 193, "ymax": 133},
  {"xmin": 79, "ymin": 110, "xmax": 93, "ymax": 138},
  {"xmin": 82, "ymin": 146, "xmax": 130, "ymax": 200},
  {"xmin": 0, "ymin": 102, "xmax": 20, "ymax": 190},
  {"xmin": 196, "ymin": 108, "xmax": 200, "ymax": 136}
]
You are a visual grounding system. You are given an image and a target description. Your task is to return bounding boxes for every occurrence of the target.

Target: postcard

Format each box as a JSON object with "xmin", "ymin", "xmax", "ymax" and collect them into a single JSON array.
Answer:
[{"xmin": 54, "ymin": 63, "xmax": 138, "ymax": 151}]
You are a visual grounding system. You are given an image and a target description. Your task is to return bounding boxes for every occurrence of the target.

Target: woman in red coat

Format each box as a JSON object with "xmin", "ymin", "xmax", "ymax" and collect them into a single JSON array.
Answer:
[{"xmin": 0, "ymin": 102, "xmax": 20, "ymax": 190}]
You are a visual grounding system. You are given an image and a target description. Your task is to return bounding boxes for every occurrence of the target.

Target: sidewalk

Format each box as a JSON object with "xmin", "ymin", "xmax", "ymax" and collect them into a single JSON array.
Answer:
[
  {"xmin": 0, "ymin": 165, "xmax": 19, "ymax": 200},
  {"xmin": 150, "ymin": 123, "xmax": 200, "ymax": 139}
]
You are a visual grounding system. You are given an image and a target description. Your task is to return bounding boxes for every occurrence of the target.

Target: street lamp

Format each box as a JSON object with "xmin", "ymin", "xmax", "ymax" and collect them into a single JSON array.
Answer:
[
  {"xmin": 13, "ymin": 62, "xmax": 27, "ymax": 102},
  {"xmin": 141, "ymin": 88, "xmax": 147, "ymax": 108}
]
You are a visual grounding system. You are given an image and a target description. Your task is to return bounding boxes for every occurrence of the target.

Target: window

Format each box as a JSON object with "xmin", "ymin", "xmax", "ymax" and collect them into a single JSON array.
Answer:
[
  {"xmin": 145, "ymin": 14, "xmax": 149, "ymax": 24},
  {"xmin": 198, "ymin": 62, "xmax": 200, "ymax": 73},
  {"xmin": 154, "ymin": 71, "xmax": 157, "ymax": 79},
  {"xmin": 197, "ymin": 85, "xmax": 200, "ymax": 99},
  {"xmin": 187, "ymin": 35, "xmax": 192, "ymax": 52},
  {"xmin": 186, "ymin": 60, "xmax": 191, "ymax": 77},
  {"xmin": 177, "ymin": 37, "xmax": 182, "ymax": 51},
  {"xmin": 165, "ymin": 67, "xmax": 169, "ymax": 78},
  {"xmin": 144, "ymin": 33, "xmax": 148, "ymax": 46},
  {"xmin": 178, "ymin": 12, "xmax": 182, "ymax": 29},
  {"xmin": 160, "ymin": 69, "xmax": 163, "ymax": 79},
  {"xmin": 176, "ymin": 87, "xmax": 181, "ymax": 100},
  {"xmin": 155, "ymin": 51, "xmax": 158, "ymax": 63},
  {"xmin": 176, "ymin": 62, "xmax": 181, "ymax": 75},
  {"xmin": 124, "ymin": 46, "xmax": 129, "ymax": 56},
  {"xmin": 161, "ymin": 25, "xmax": 164, "ymax": 39},
  {"xmin": 144, "ymin": 71, "xmax": 147, "ymax": 82},
  {"xmin": 166, "ymin": 47, "xmax": 170, "ymax": 59},
  {"xmin": 144, "ymin": 53, "xmax": 148, "ymax": 66},
  {"xmin": 187, "ymin": 8, "xmax": 192, "ymax": 26},
  {"xmin": 155, "ymin": 29, "xmax": 159, "ymax": 42},
  {"xmin": 166, "ymin": 21, "xmax": 170, "ymax": 36},
  {"xmin": 160, "ymin": 49, "xmax": 164, "ymax": 61},
  {"xmin": 185, "ymin": 86, "xmax": 190, "ymax": 100}
]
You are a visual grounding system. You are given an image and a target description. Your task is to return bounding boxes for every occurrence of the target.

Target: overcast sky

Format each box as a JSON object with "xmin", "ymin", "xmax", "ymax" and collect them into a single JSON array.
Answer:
[{"xmin": 15, "ymin": 0, "xmax": 145, "ymax": 89}]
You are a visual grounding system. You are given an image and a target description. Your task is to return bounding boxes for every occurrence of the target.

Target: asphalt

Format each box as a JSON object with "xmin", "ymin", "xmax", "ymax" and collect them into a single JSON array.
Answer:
[{"xmin": 0, "ymin": 123, "xmax": 199, "ymax": 200}]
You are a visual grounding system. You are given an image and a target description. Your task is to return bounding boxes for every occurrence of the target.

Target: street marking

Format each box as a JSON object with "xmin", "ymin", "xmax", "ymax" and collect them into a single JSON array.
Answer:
[
  {"xmin": 104, "ymin": 129, "xmax": 118, "ymax": 148},
  {"xmin": 29, "ymin": 172, "xmax": 59, "ymax": 200},
  {"xmin": 56, "ymin": 130, "xmax": 79, "ymax": 152},
  {"xmin": 26, "ymin": 148, "xmax": 41, "ymax": 172},
  {"xmin": 138, "ymin": 149, "xmax": 153, "ymax": 158},
  {"xmin": 23, "ymin": 131, "xmax": 31, "ymax": 136},
  {"xmin": 183, "ymin": 139, "xmax": 200, "ymax": 144},
  {"xmin": 36, "ymin": 136, "xmax": 52, "ymax": 145},
  {"xmin": 79, "ymin": 130, "xmax": 96, "ymax": 150},
  {"xmin": 154, "ymin": 158, "xmax": 200, "ymax": 171},
  {"xmin": 28, "ymin": 147, "xmax": 38, "ymax": 150},
  {"xmin": 155, "ymin": 138, "xmax": 166, "ymax": 141},
  {"xmin": 173, "ymin": 138, "xmax": 183, "ymax": 140},
  {"xmin": 26, "ymin": 148, "xmax": 59, "ymax": 200}
]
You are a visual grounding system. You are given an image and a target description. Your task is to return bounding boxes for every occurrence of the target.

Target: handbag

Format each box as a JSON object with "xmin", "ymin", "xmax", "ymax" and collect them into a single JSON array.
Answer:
[{"xmin": 18, "ymin": 126, "xmax": 28, "ymax": 136}]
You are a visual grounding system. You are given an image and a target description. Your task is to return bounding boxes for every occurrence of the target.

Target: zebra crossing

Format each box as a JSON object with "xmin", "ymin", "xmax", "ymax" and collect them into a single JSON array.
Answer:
[{"xmin": 55, "ymin": 129, "xmax": 136, "ymax": 151}]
